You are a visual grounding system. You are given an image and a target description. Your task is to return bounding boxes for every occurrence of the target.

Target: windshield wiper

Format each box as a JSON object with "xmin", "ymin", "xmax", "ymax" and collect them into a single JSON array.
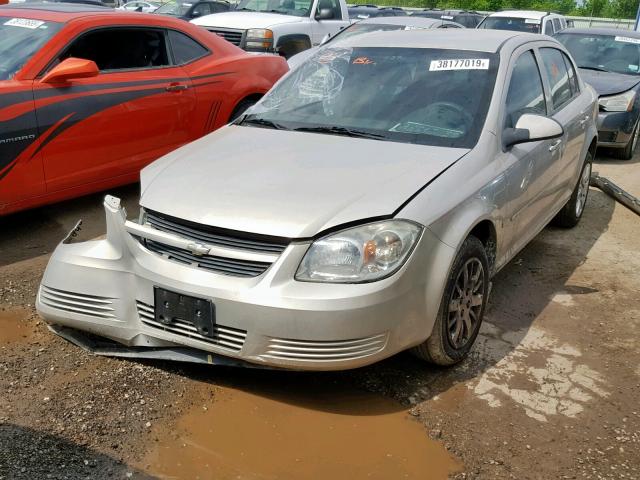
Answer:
[
  {"xmin": 293, "ymin": 126, "xmax": 386, "ymax": 140},
  {"xmin": 578, "ymin": 65, "xmax": 608, "ymax": 72},
  {"xmin": 235, "ymin": 7, "xmax": 254, "ymax": 11},
  {"xmin": 241, "ymin": 117, "xmax": 287, "ymax": 130}
]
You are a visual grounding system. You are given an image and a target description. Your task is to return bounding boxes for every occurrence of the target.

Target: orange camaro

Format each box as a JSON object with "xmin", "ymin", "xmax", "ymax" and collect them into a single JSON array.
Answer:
[{"xmin": 0, "ymin": 4, "xmax": 288, "ymax": 215}]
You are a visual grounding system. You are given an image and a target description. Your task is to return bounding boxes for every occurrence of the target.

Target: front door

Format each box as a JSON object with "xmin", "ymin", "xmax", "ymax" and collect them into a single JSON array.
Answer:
[{"xmin": 35, "ymin": 26, "xmax": 197, "ymax": 193}]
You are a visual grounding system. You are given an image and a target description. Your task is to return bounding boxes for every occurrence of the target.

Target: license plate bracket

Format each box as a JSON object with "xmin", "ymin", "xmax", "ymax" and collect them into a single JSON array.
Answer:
[{"xmin": 153, "ymin": 287, "xmax": 215, "ymax": 338}]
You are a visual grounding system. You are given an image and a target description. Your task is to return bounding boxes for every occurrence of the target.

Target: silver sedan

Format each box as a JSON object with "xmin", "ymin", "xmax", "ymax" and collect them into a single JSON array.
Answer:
[{"xmin": 37, "ymin": 30, "xmax": 598, "ymax": 370}]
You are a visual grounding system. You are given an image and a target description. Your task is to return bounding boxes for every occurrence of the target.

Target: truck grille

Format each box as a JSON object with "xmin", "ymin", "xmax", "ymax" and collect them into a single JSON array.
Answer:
[
  {"xmin": 137, "ymin": 301, "xmax": 246, "ymax": 351},
  {"xmin": 208, "ymin": 28, "xmax": 245, "ymax": 47}
]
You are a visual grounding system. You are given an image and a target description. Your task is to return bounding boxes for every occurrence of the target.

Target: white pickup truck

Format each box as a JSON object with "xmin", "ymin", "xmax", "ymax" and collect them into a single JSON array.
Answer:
[{"xmin": 191, "ymin": 0, "xmax": 350, "ymax": 58}]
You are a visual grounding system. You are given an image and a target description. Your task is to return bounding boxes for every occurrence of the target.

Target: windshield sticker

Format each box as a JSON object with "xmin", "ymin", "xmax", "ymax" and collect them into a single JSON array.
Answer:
[
  {"xmin": 352, "ymin": 56, "xmax": 375, "ymax": 65},
  {"xmin": 441, "ymin": 15, "xmax": 454, "ymax": 19},
  {"xmin": 4, "ymin": 18, "xmax": 45, "ymax": 29},
  {"xmin": 630, "ymin": 65, "xmax": 639, "ymax": 72},
  {"xmin": 615, "ymin": 36, "xmax": 640, "ymax": 44},
  {"xmin": 525, "ymin": 18, "xmax": 540, "ymax": 24},
  {"xmin": 429, "ymin": 58, "xmax": 489, "ymax": 71}
]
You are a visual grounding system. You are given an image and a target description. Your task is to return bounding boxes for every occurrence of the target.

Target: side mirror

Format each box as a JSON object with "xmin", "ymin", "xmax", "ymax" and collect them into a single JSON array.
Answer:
[
  {"xmin": 320, "ymin": 33, "xmax": 330, "ymax": 44},
  {"xmin": 135, "ymin": 5, "xmax": 143, "ymax": 11},
  {"xmin": 191, "ymin": 10, "xmax": 201, "ymax": 17},
  {"xmin": 41, "ymin": 58, "xmax": 99, "ymax": 84},
  {"xmin": 315, "ymin": 7, "xmax": 334, "ymax": 20},
  {"xmin": 503, "ymin": 114, "xmax": 563, "ymax": 149}
]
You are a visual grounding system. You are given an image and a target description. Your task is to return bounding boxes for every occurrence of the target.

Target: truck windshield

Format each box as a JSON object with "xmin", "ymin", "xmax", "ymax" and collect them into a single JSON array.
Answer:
[
  {"xmin": 243, "ymin": 47, "xmax": 499, "ymax": 149},
  {"xmin": 235, "ymin": 0, "xmax": 313, "ymax": 17},
  {"xmin": 478, "ymin": 17, "xmax": 541, "ymax": 33},
  {"xmin": 0, "ymin": 17, "xmax": 62, "ymax": 81},
  {"xmin": 556, "ymin": 33, "xmax": 640, "ymax": 76}
]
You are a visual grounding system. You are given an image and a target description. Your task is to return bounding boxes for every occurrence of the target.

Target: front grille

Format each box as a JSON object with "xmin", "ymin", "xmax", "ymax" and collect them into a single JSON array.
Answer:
[
  {"xmin": 137, "ymin": 301, "xmax": 246, "ymax": 351},
  {"xmin": 145, "ymin": 210, "xmax": 288, "ymax": 255},
  {"xmin": 144, "ymin": 240, "xmax": 271, "ymax": 277},
  {"xmin": 598, "ymin": 130, "xmax": 617, "ymax": 143},
  {"xmin": 261, "ymin": 333, "xmax": 388, "ymax": 362},
  {"xmin": 139, "ymin": 209, "xmax": 289, "ymax": 278},
  {"xmin": 208, "ymin": 28, "xmax": 245, "ymax": 46},
  {"xmin": 40, "ymin": 286, "xmax": 116, "ymax": 319}
]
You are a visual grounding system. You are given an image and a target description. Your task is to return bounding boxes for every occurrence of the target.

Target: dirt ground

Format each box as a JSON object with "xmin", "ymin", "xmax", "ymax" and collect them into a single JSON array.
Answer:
[{"xmin": 0, "ymin": 150, "xmax": 639, "ymax": 480}]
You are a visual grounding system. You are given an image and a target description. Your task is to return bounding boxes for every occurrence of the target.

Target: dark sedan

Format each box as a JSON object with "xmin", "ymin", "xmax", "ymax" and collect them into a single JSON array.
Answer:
[{"xmin": 556, "ymin": 28, "xmax": 640, "ymax": 159}]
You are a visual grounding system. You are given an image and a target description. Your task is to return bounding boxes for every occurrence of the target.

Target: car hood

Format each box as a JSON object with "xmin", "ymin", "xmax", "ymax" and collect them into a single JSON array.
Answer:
[
  {"xmin": 191, "ymin": 11, "xmax": 304, "ymax": 29},
  {"xmin": 579, "ymin": 69, "xmax": 640, "ymax": 96},
  {"xmin": 140, "ymin": 126, "xmax": 469, "ymax": 239}
]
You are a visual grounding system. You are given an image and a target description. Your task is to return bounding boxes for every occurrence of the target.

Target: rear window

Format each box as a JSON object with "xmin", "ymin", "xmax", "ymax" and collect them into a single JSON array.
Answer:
[
  {"xmin": 478, "ymin": 17, "xmax": 541, "ymax": 34},
  {"xmin": 0, "ymin": 17, "xmax": 62, "ymax": 80}
]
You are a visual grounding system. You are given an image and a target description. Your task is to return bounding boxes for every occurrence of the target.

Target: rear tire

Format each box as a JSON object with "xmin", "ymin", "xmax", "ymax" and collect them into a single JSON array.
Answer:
[
  {"xmin": 229, "ymin": 98, "xmax": 258, "ymax": 122},
  {"xmin": 617, "ymin": 121, "xmax": 639, "ymax": 160},
  {"xmin": 411, "ymin": 235, "xmax": 489, "ymax": 366},
  {"xmin": 551, "ymin": 150, "xmax": 593, "ymax": 228}
]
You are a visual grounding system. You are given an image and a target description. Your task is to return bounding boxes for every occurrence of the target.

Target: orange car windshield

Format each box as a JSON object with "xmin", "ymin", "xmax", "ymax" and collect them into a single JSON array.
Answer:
[{"xmin": 0, "ymin": 17, "xmax": 62, "ymax": 81}]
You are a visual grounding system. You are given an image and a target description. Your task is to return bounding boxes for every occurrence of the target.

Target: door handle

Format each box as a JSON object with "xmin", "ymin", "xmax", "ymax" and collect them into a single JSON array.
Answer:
[
  {"xmin": 549, "ymin": 139, "xmax": 562, "ymax": 152},
  {"xmin": 579, "ymin": 115, "xmax": 590, "ymax": 126},
  {"xmin": 166, "ymin": 83, "xmax": 189, "ymax": 92}
]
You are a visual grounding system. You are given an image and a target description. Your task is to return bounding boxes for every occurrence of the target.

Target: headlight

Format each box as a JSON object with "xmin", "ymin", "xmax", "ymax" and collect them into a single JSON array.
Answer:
[
  {"xmin": 599, "ymin": 89, "xmax": 636, "ymax": 112},
  {"xmin": 295, "ymin": 220, "xmax": 423, "ymax": 283},
  {"xmin": 245, "ymin": 28, "xmax": 274, "ymax": 51}
]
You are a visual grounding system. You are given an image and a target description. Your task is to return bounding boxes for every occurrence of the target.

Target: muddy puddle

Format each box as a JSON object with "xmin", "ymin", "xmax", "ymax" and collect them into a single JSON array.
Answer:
[
  {"xmin": 0, "ymin": 307, "xmax": 33, "ymax": 344},
  {"xmin": 140, "ymin": 380, "xmax": 459, "ymax": 480}
]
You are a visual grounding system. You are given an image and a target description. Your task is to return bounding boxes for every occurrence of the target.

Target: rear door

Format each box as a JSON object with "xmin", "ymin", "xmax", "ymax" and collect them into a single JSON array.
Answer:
[
  {"xmin": 538, "ymin": 47, "xmax": 590, "ymax": 205},
  {"xmin": 499, "ymin": 47, "xmax": 552, "ymax": 258},
  {"xmin": 35, "ymin": 26, "xmax": 197, "ymax": 193}
]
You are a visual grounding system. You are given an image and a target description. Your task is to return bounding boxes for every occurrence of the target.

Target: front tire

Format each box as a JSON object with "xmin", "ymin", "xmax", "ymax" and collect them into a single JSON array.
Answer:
[
  {"xmin": 411, "ymin": 235, "xmax": 489, "ymax": 366},
  {"xmin": 551, "ymin": 150, "xmax": 593, "ymax": 228},
  {"xmin": 617, "ymin": 121, "xmax": 639, "ymax": 160}
]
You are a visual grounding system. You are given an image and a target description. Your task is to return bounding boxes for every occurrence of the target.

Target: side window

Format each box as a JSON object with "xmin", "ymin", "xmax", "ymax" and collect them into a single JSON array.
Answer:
[
  {"xmin": 168, "ymin": 30, "xmax": 209, "ymax": 65},
  {"xmin": 561, "ymin": 51, "xmax": 579, "ymax": 95},
  {"xmin": 317, "ymin": 0, "xmax": 342, "ymax": 19},
  {"xmin": 505, "ymin": 50, "xmax": 547, "ymax": 128},
  {"xmin": 59, "ymin": 28, "xmax": 169, "ymax": 71},
  {"xmin": 543, "ymin": 20, "xmax": 554, "ymax": 35},
  {"xmin": 560, "ymin": 18, "xmax": 567, "ymax": 29},
  {"xmin": 540, "ymin": 47, "xmax": 573, "ymax": 111},
  {"xmin": 192, "ymin": 2, "xmax": 212, "ymax": 16},
  {"xmin": 552, "ymin": 18, "xmax": 561, "ymax": 32}
]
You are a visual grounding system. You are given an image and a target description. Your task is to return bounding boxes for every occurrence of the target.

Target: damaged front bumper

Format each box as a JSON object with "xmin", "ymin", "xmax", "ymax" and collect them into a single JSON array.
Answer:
[{"xmin": 36, "ymin": 196, "xmax": 445, "ymax": 371}]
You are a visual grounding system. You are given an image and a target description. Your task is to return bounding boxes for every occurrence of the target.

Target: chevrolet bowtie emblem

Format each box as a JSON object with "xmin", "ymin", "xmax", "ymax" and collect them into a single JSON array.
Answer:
[{"xmin": 187, "ymin": 243, "xmax": 210, "ymax": 256}]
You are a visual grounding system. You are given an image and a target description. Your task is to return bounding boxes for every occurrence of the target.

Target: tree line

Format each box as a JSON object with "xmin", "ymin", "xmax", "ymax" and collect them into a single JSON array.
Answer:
[{"xmin": 385, "ymin": 0, "xmax": 639, "ymax": 19}]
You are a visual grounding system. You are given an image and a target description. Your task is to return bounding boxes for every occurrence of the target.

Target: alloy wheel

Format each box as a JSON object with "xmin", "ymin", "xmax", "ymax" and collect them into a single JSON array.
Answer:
[
  {"xmin": 447, "ymin": 258, "xmax": 484, "ymax": 349},
  {"xmin": 575, "ymin": 162, "xmax": 592, "ymax": 218}
]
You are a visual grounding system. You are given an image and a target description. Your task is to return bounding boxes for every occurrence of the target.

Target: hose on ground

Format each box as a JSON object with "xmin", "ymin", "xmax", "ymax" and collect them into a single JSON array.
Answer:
[{"xmin": 590, "ymin": 173, "xmax": 640, "ymax": 217}]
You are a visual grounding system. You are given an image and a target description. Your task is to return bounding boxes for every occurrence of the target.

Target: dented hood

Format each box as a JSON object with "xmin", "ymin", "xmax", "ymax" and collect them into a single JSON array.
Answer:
[{"xmin": 140, "ymin": 126, "xmax": 468, "ymax": 238}]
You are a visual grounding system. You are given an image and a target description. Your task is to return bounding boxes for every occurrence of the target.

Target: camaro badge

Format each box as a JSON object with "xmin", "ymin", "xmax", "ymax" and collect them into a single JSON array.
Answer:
[
  {"xmin": 187, "ymin": 243, "xmax": 210, "ymax": 256},
  {"xmin": 0, "ymin": 134, "xmax": 36, "ymax": 145}
]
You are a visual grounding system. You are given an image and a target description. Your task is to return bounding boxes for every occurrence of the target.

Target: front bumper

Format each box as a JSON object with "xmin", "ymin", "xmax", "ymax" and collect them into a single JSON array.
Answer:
[
  {"xmin": 596, "ymin": 109, "xmax": 638, "ymax": 148},
  {"xmin": 36, "ymin": 197, "xmax": 451, "ymax": 371}
]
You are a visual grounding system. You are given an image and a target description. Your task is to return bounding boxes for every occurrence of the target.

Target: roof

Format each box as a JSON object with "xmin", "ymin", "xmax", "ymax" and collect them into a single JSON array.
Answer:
[
  {"xmin": 340, "ymin": 29, "xmax": 539, "ymax": 52},
  {"xmin": 558, "ymin": 27, "xmax": 640, "ymax": 38},
  {"xmin": 359, "ymin": 16, "xmax": 444, "ymax": 27},
  {"xmin": 488, "ymin": 10, "xmax": 554, "ymax": 20},
  {"xmin": 0, "ymin": 2, "xmax": 110, "ymax": 14}
]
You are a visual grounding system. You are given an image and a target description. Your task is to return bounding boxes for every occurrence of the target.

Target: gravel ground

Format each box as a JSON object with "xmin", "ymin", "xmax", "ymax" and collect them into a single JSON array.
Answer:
[{"xmin": 0, "ymin": 152, "xmax": 639, "ymax": 479}]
